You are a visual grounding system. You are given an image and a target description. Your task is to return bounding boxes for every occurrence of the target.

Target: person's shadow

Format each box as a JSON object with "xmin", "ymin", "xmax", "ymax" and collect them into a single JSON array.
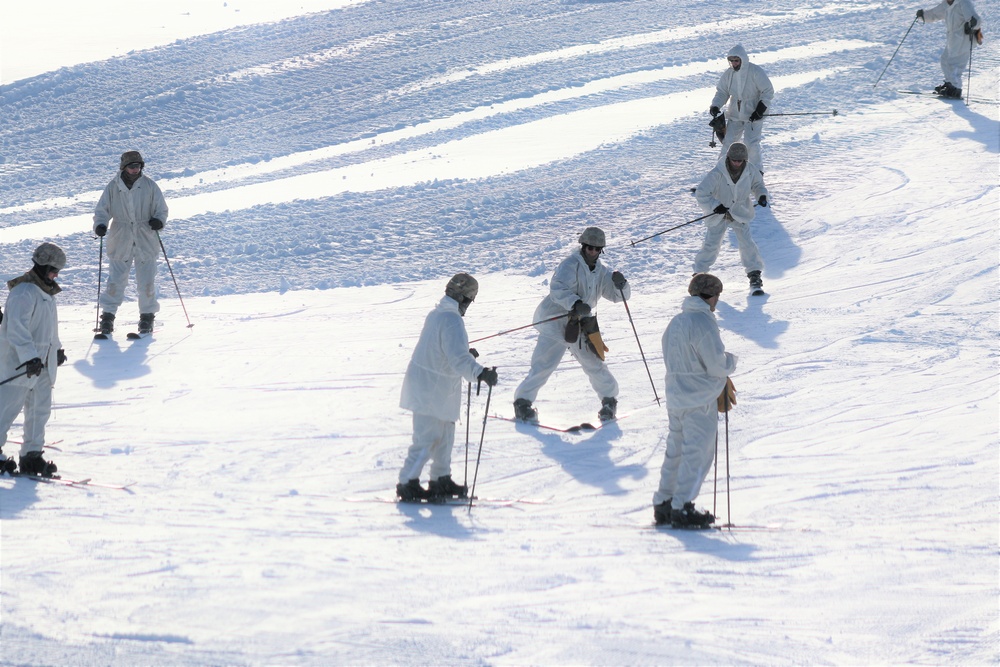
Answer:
[
  {"xmin": 946, "ymin": 102, "xmax": 998, "ymax": 153},
  {"xmin": 74, "ymin": 337, "xmax": 152, "ymax": 388},
  {"xmin": 519, "ymin": 421, "xmax": 647, "ymax": 495}
]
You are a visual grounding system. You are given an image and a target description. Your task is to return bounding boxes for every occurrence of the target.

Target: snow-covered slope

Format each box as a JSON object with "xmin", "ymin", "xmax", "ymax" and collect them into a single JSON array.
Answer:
[{"xmin": 1, "ymin": 1, "xmax": 997, "ymax": 664}]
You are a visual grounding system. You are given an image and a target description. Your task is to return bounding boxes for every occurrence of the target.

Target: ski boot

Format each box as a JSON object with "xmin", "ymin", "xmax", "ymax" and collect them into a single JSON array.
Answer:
[
  {"xmin": 653, "ymin": 499, "xmax": 672, "ymax": 526},
  {"xmin": 395, "ymin": 478, "xmax": 429, "ymax": 503},
  {"xmin": 670, "ymin": 502, "xmax": 715, "ymax": 529},
  {"xmin": 138, "ymin": 313, "xmax": 155, "ymax": 335},
  {"xmin": 0, "ymin": 450, "xmax": 16, "ymax": 476},
  {"xmin": 513, "ymin": 398, "xmax": 539, "ymax": 424},
  {"xmin": 748, "ymin": 270, "xmax": 764, "ymax": 295},
  {"xmin": 934, "ymin": 81, "xmax": 949, "ymax": 94},
  {"xmin": 18, "ymin": 451, "xmax": 58, "ymax": 478},
  {"xmin": 99, "ymin": 312, "xmax": 115, "ymax": 335},
  {"xmin": 598, "ymin": 397, "xmax": 617, "ymax": 422},
  {"xmin": 941, "ymin": 83, "xmax": 962, "ymax": 99},
  {"xmin": 428, "ymin": 474, "xmax": 468, "ymax": 502}
]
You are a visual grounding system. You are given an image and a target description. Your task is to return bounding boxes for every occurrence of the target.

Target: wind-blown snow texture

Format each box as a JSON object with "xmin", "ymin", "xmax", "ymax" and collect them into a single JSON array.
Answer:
[{"xmin": 0, "ymin": 1, "xmax": 997, "ymax": 665}]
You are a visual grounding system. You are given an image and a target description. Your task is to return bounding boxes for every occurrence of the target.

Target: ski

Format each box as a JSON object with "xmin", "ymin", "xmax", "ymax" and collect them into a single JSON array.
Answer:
[
  {"xmin": 10, "ymin": 472, "xmax": 136, "ymax": 490},
  {"xmin": 347, "ymin": 495, "xmax": 544, "ymax": 507},
  {"xmin": 489, "ymin": 414, "xmax": 598, "ymax": 434},
  {"xmin": 749, "ymin": 287, "xmax": 766, "ymax": 297},
  {"xmin": 126, "ymin": 332, "xmax": 150, "ymax": 340},
  {"xmin": 895, "ymin": 90, "xmax": 995, "ymax": 105}
]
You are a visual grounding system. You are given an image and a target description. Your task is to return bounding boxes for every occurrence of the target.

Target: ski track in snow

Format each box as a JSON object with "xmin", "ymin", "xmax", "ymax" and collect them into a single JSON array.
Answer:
[{"xmin": 1, "ymin": 0, "xmax": 998, "ymax": 664}]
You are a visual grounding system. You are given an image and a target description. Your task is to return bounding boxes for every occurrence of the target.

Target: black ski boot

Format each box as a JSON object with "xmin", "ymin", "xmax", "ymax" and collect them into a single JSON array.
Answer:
[
  {"xmin": 934, "ymin": 81, "xmax": 949, "ymax": 94},
  {"xmin": 598, "ymin": 397, "xmax": 617, "ymax": 422},
  {"xmin": 0, "ymin": 450, "xmax": 16, "ymax": 476},
  {"xmin": 395, "ymin": 478, "xmax": 429, "ymax": 503},
  {"xmin": 748, "ymin": 270, "xmax": 764, "ymax": 295},
  {"xmin": 428, "ymin": 474, "xmax": 468, "ymax": 501},
  {"xmin": 653, "ymin": 499, "xmax": 672, "ymax": 526},
  {"xmin": 99, "ymin": 312, "xmax": 115, "ymax": 335},
  {"xmin": 513, "ymin": 398, "xmax": 538, "ymax": 424},
  {"xmin": 941, "ymin": 83, "xmax": 962, "ymax": 99},
  {"xmin": 670, "ymin": 502, "xmax": 715, "ymax": 529},
  {"xmin": 18, "ymin": 451, "xmax": 58, "ymax": 478},
  {"xmin": 138, "ymin": 313, "xmax": 155, "ymax": 334}
]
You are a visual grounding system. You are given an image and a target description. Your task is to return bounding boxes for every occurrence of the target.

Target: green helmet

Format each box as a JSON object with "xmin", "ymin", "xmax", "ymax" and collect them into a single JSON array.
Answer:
[
  {"xmin": 445, "ymin": 272, "xmax": 479, "ymax": 302},
  {"xmin": 33, "ymin": 242, "xmax": 67, "ymax": 270},
  {"xmin": 578, "ymin": 227, "xmax": 606, "ymax": 247},
  {"xmin": 688, "ymin": 273, "xmax": 723, "ymax": 298}
]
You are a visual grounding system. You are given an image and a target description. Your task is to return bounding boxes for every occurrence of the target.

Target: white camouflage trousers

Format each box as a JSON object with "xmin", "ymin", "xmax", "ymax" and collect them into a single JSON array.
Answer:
[
  {"xmin": 514, "ymin": 334, "xmax": 619, "ymax": 404},
  {"xmin": 398, "ymin": 413, "xmax": 456, "ymax": 483},
  {"xmin": 653, "ymin": 403, "xmax": 718, "ymax": 509},
  {"xmin": 100, "ymin": 256, "xmax": 160, "ymax": 315},
  {"xmin": 693, "ymin": 216, "xmax": 764, "ymax": 275},
  {"xmin": 0, "ymin": 368, "xmax": 53, "ymax": 456}
]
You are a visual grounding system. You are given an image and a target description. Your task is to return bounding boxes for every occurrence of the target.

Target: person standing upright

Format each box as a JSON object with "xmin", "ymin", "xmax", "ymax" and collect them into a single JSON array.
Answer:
[
  {"xmin": 397, "ymin": 273, "xmax": 498, "ymax": 503},
  {"xmin": 709, "ymin": 44, "xmax": 774, "ymax": 173},
  {"xmin": 694, "ymin": 142, "xmax": 769, "ymax": 295},
  {"xmin": 93, "ymin": 150, "xmax": 169, "ymax": 337},
  {"xmin": 0, "ymin": 243, "xmax": 67, "ymax": 477},
  {"xmin": 653, "ymin": 273, "xmax": 737, "ymax": 529},
  {"xmin": 917, "ymin": 0, "xmax": 982, "ymax": 99}
]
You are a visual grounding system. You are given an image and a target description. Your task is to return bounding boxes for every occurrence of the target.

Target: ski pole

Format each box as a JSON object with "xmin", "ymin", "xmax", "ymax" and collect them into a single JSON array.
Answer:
[
  {"xmin": 94, "ymin": 235, "xmax": 104, "ymax": 334},
  {"xmin": 722, "ymin": 394, "xmax": 732, "ymax": 528},
  {"xmin": 762, "ymin": 110, "xmax": 839, "ymax": 118},
  {"xmin": 156, "ymin": 231, "xmax": 194, "ymax": 329},
  {"xmin": 873, "ymin": 15, "xmax": 919, "ymax": 89},
  {"xmin": 712, "ymin": 432, "xmax": 719, "ymax": 519},
  {"xmin": 468, "ymin": 368, "xmax": 495, "ymax": 511},
  {"xmin": 630, "ymin": 212, "xmax": 713, "ymax": 247},
  {"xmin": 0, "ymin": 370, "xmax": 29, "ymax": 386},
  {"xmin": 469, "ymin": 313, "xmax": 568, "ymax": 344},
  {"xmin": 618, "ymin": 286, "xmax": 660, "ymax": 406},
  {"xmin": 966, "ymin": 31, "xmax": 974, "ymax": 105}
]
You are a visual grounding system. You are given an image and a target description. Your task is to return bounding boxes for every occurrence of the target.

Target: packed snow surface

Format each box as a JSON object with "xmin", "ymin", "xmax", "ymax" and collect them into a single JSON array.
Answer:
[{"xmin": 0, "ymin": 0, "xmax": 997, "ymax": 664}]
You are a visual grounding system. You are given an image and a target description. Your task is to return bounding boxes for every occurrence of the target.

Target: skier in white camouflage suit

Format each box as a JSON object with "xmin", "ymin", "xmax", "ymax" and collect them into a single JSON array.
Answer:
[
  {"xmin": 512, "ymin": 227, "xmax": 630, "ymax": 425},
  {"xmin": 0, "ymin": 243, "xmax": 67, "ymax": 477},
  {"xmin": 653, "ymin": 273, "xmax": 737, "ymax": 529},
  {"xmin": 709, "ymin": 44, "xmax": 774, "ymax": 173},
  {"xmin": 397, "ymin": 273, "xmax": 498, "ymax": 503},
  {"xmin": 694, "ymin": 142, "xmax": 769, "ymax": 294},
  {"xmin": 917, "ymin": 0, "xmax": 982, "ymax": 99},
  {"xmin": 93, "ymin": 150, "xmax": 169, "ymax": 337}
]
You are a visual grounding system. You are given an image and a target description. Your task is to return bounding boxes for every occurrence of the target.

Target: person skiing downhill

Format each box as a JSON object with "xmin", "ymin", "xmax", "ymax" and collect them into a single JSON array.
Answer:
[
  {"xmin": 653, "ymin": 273, "xmax": 737, "ymax": 528},
  {"xmin": 397, "ymin": 273, "xmax": 498, "ymax": 503},
  {"xmin": 709, "ymin": 44, "xmax": 774, "ymax": 172},
  {"xmin": 512, "ymin": 227, "xmax": 630, "ymax": 425},
  {"xmin": 916, "ymin": 0, "xmax": 983, "ymax": 99},
  {"xmin": 93, "ymin": 150, "xmax": 169, "ymax": 337},
  {"xmin": 694, "ymin": 142, "xmax": 769, "ymax": 295},
  {"xmin": 0, "ymin": 243, "xmax": 67, "ymax": 477}
]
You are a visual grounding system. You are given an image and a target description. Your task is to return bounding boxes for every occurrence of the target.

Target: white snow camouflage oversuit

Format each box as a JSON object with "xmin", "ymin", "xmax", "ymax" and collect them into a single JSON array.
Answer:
[
  {"xmin": 694, "ymin": 158, "xmax": 768, "ymax": 275},
  {"xmin": 93, "ymin": 171, "xmax": 169, "ymax": 315},
  {"xmin": 711, "ymin": 44, "xmax": 774, "ymax": 170},
  {"xmin": 514, "ymin": 250, "xmax": 630, "ymax": 405},
  {"xmin": 398, "ymin": 295, "xmax": 485, "ymax": 483},
  {"xmin": 654, "ymin": 295, "xmax": 738, "ymax": 511},
  {"xmin": 0, "ymin": 272, "xmax": 61, "ymax": 456},
  {"xmin": 922, "ymin": 0, "xmax": 982, "ymax": 88}
]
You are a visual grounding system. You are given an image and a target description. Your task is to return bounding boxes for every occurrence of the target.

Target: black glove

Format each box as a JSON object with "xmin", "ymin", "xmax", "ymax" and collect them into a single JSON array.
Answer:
[
  {"xmin": 713, "ymin": 204, "xmax": 729, "ymax": 215},
  {"xmin": 916, "ymin": 9, "xmax": 923, "ymax": 20},
  {"xmin": 477, "ymin": 367, "xmax": 498, "ymax": 387},
  {"xmin": 709, "ymin": 105, "xmax": 720, "ymax": 117},
  {"xmin": 57, "ymin": 349, "xmax": 67, "ymax": 366},
  {"xmin": 749, "ymin": 101, "xmax": 767, "ymax": 122},
  {"xmin": 21, "ymin": 357, "xmax": 43, "ymax": 378},
  {"xmin": 572, "ymin": 300, "xmax": 591, "ymax": 318},
  {"xmin": 148, "ymin": 218, "xmax": 164, "ymax": 231},
  {"xmin": 757, "ymin": 195, "xmax": 768, "ymax": 207},
  {"xmin": 611, "ymin": 271, "xmax": 627, "ymax": 289},
  {"xmin": 469, "ymin": 348, "xmax": 479, "ymax": 359},
  {"xmin": 95, "ymin": 224, "xmax": 107, "ymax": 237}
]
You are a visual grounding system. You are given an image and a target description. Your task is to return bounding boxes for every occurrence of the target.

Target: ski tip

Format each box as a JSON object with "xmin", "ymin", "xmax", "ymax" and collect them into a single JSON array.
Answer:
[
  {"xmin": 579, "ymin": 423, "xmax": 597, "ymax": 431},
  {"xmin": 93, "ymin": 333, "xmax": 109, "ymax": 340},
  {"xmin": 126, "ymin": 333, "xmax": 141, "ymax": 340}
]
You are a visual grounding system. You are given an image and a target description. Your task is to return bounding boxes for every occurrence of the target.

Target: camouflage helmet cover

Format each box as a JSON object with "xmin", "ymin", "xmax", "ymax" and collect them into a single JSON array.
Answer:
[
  {"xmin": 119, "ymin": 150, "xmax": 145, "ymax": 170},
  {"xmin": 33, "ymin": 242, "xmax": 67, "ymax": 270},
  {"xmin": 688, "ymin": 273, "xmax": 723, "ymax": 298},
  {"xmin": 727, "ymin": 142, "xmax": 748, "ymax": 161},
  {"xmin": 445, "ymin": 272, "xmax": 479, "ymax": 302},
  {"xmin": 578, "ymin": 226, "xmax": 606, "ymax": 247}
]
